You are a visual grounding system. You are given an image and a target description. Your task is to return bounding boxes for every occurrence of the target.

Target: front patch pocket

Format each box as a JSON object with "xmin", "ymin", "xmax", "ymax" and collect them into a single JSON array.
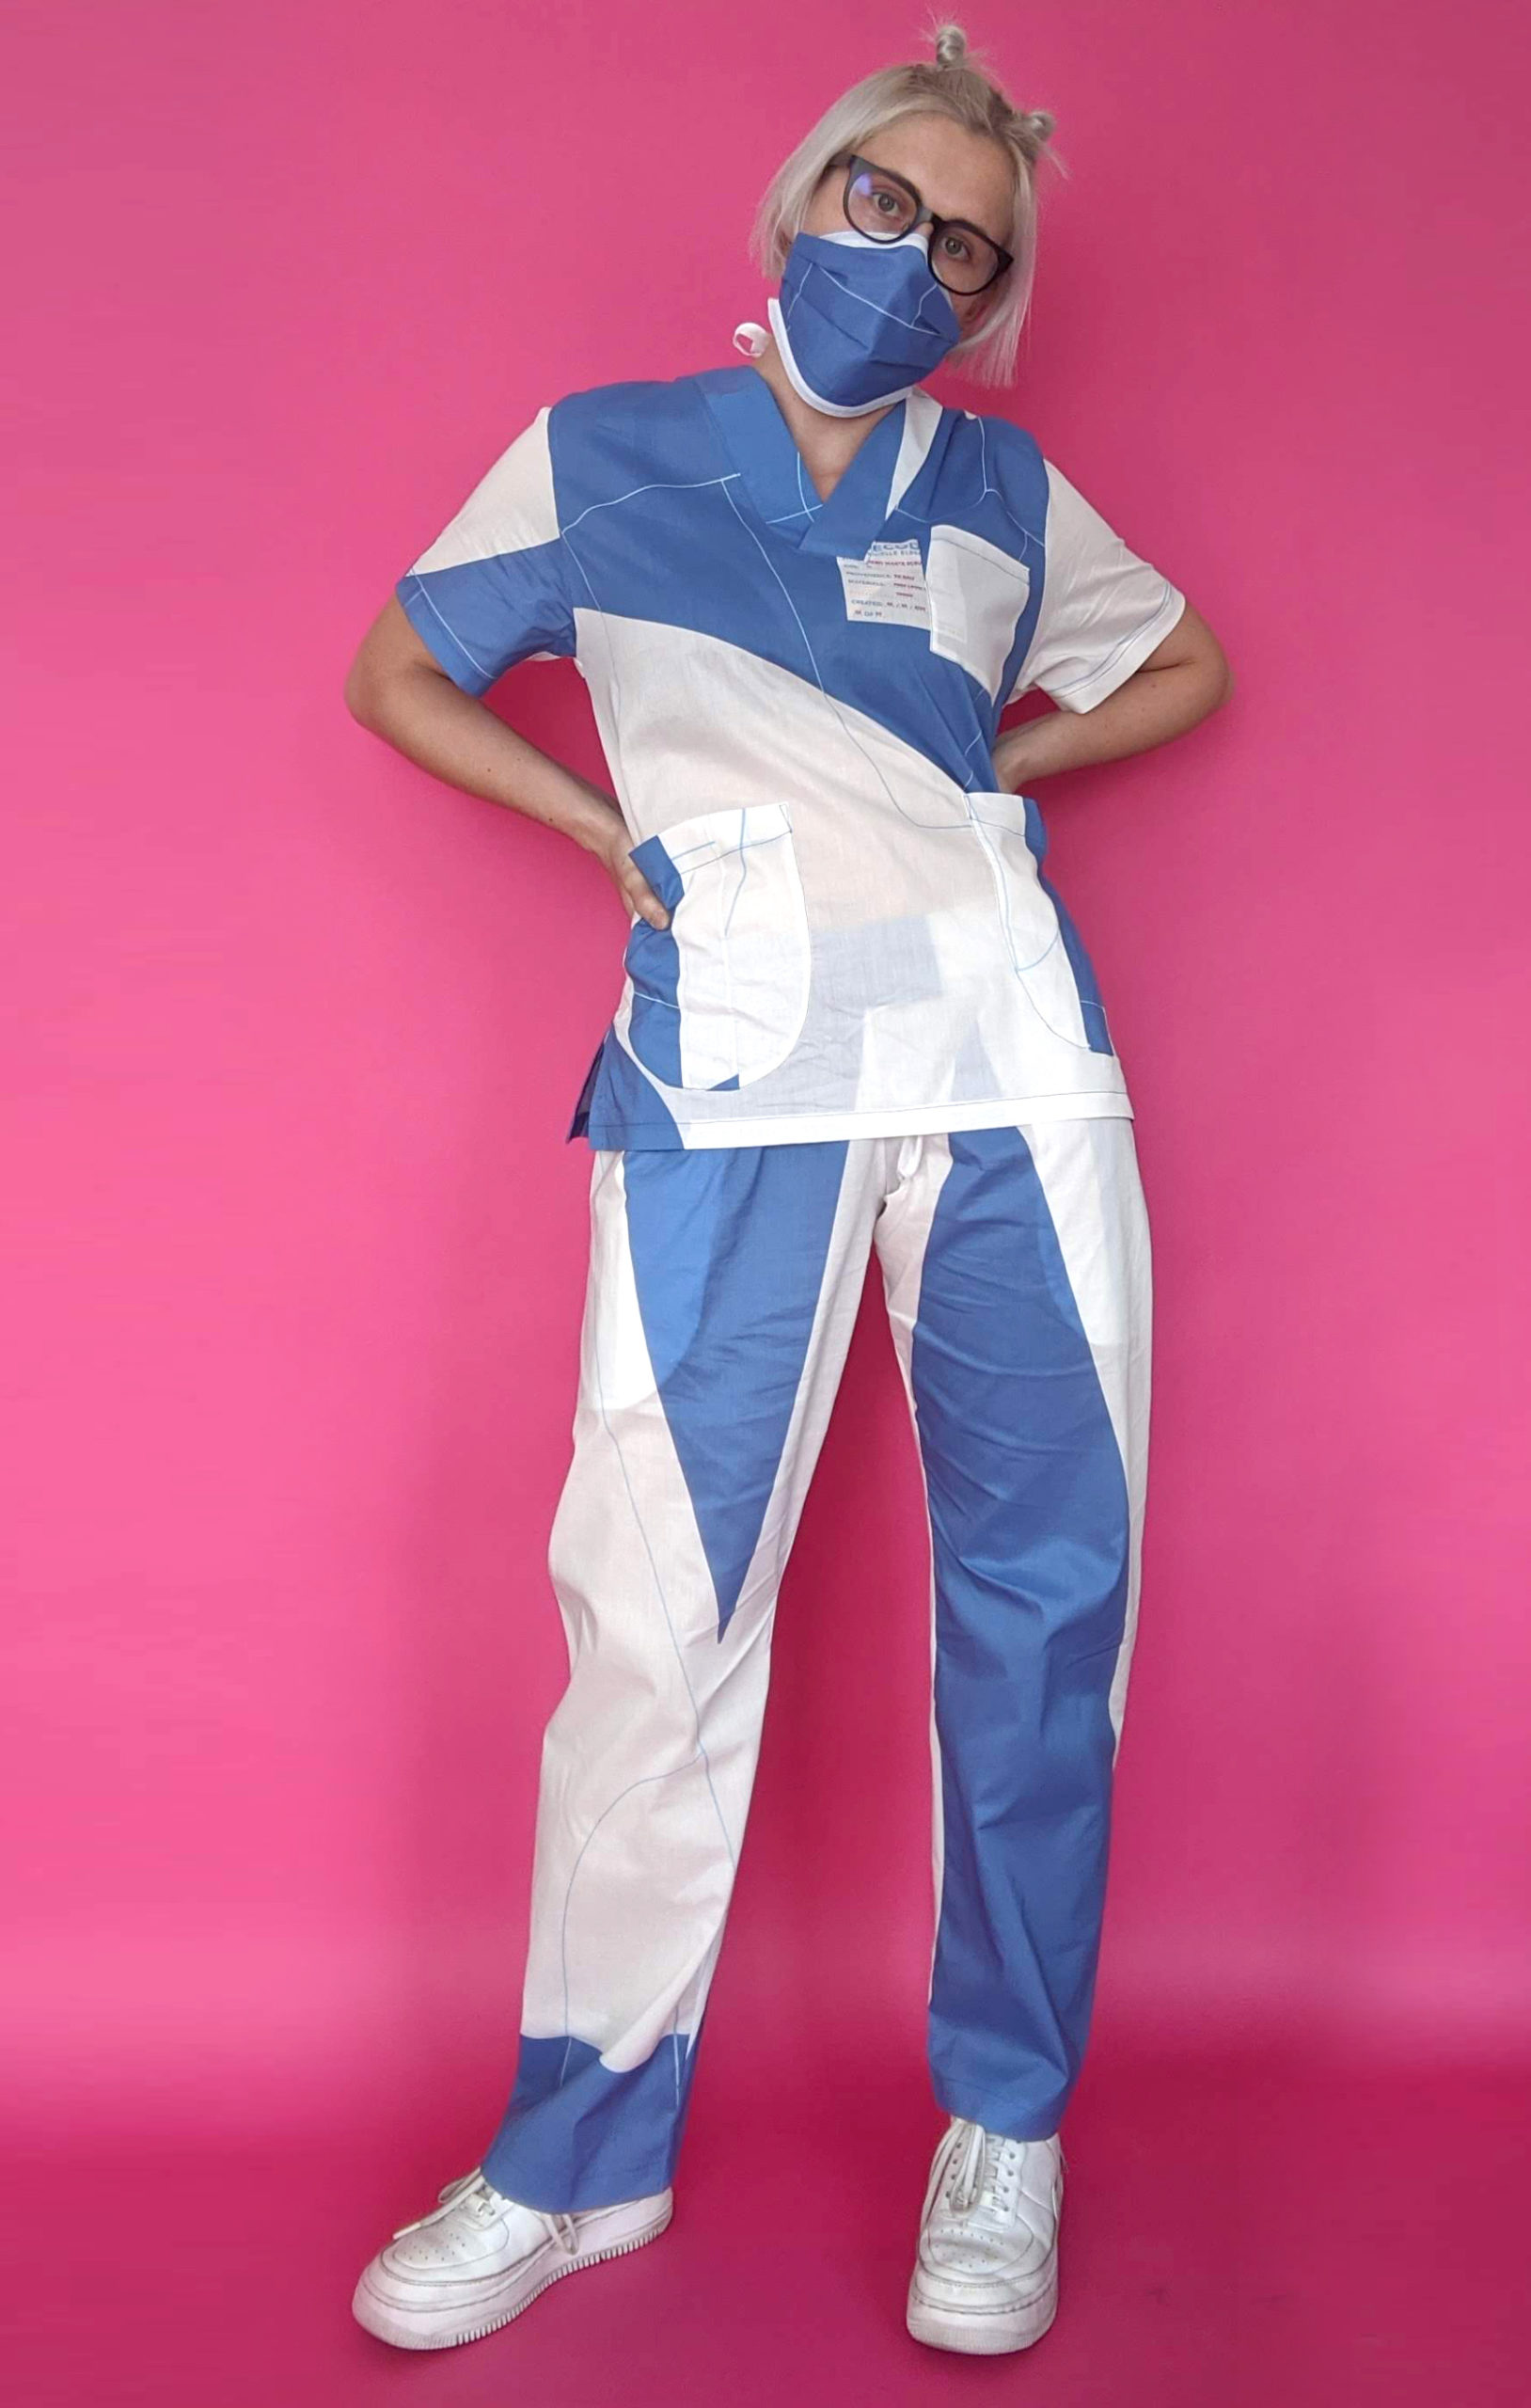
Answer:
[
  {"xmin": 925, "ymin": 525, "xmax": 1032, "ymax": 702},
  {"xmin": 622, "ymin": 802, "xmax": 812, "ymax": 1091},
  {"xmin": 966, "ymin": 791, "xmax": 1115, "ymax": 1055}
]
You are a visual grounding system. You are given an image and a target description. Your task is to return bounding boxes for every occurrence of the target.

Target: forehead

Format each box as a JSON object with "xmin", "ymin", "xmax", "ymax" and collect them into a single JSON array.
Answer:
[{"xmin": 855, "ymin": 113, "xmax": 1015, "ymax": 237}]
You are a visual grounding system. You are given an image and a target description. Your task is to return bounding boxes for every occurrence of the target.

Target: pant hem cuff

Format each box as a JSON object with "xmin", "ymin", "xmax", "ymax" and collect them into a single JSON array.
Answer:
[{"xmin": 931, "ymin": 2077, "xmax": 1070, "ymax": 2142}]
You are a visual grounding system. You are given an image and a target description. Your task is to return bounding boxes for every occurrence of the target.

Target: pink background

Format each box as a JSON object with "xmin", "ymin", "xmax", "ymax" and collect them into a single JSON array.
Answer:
[{"xmin": 6, "ymin": 0, "xmax": 1528, "ymax": 2399}]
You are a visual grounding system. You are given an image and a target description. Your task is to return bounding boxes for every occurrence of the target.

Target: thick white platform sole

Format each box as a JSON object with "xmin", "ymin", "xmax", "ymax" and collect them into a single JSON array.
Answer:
[
  {"xmin": 905, "ymin": 2263, "xmax": 1058, "ymax": 2355},
  {"xmin": 352, "ymin": 2191, "xmax": 673, "ymax": 2352}
]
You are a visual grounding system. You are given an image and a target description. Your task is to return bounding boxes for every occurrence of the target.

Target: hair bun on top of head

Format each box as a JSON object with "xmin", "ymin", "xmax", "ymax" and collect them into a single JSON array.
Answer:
[{"xmin": 929, "ymin": 21, "xmax": 1056, "ymax": 146}]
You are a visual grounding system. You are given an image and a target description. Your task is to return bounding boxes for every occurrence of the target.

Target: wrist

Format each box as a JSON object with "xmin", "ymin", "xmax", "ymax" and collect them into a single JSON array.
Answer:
[
  {"xmin": 566, "ymin": 789, "xmax": 625, "ymax": 857},
  {"xmin": 993, "ymin": 713, "xmax": 1066, "ymax": 792},
  {"xmin": 991, "ymin": 728, "xmax": 1037, "ymax": 793}
]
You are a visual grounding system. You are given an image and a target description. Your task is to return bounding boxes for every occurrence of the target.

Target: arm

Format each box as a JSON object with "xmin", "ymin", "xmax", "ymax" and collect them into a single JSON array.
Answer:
[
  {"xmin": 343, "ymin": 598, "xmax": 671, "ymax": 929},
  {"xmin": 992, "ymin": 597, "xmax": 1233, "ymax": 792}
]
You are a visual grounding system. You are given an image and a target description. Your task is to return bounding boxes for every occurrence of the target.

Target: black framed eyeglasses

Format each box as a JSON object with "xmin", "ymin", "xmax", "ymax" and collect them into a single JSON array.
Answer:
[{"xmin": 826, "ymin": 150, "xmax": 1014, "ymax": 296}]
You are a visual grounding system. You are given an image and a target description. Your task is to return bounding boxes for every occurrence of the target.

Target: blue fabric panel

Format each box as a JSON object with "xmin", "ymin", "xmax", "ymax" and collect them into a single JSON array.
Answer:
[
  {"xmin": 627, "ymin": 835, "xmax": 684, "ymax": 905},
  {"xmin": 545, "ymin": 374, "xmax": 1050, "ymax": 796},
  {"xmin": 623, "ymin": 1142, "xmax": 848, "ymax": 1633},
  {"xmin": 909, "ymin": 1125, "xmax": 1130, "ymax": 2135},
  {"xmin": 1037, "ymin": 873, "xmax": 1114, "ymax": 1054},
  {"xmin": 395, "ymin": 540, "xmax": 576, "ymax": 697},
  {"xmin": 1001, "ymin": 799, "xmax": 1113, "ymax": 1058},
  {"xmin": 623, "ymin": 837, "xmax": 686, "ymax": 1087},
  {"xmin": 568, "ymin": 1029, "xmax": 683, "ymax": 1149},
  {"xmin": 481, "ymin": 2026, "xmax": 705, "ymax": 2211},
  {"xmin": 981, "ymin": 424, "xmax": 1050, "ymax": 717},
  {"xmin": 564, "ymin": 1033, "xmax": 608, "ymax": 1143},
  {"xmin": 699, "ymin": 362, "xmax": 916, "ymax": 558}
]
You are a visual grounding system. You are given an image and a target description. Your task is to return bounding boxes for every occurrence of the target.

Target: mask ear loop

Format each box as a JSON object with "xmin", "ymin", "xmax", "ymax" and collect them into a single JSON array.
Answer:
[{"xmin": 733, "ymin": 321, "xmax": 770, "ymax": 357}]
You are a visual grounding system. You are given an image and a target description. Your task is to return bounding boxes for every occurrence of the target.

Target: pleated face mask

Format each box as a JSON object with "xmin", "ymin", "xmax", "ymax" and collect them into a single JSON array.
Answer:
[{"xmin": 744, "ymin": 227, "xmax": 964, "ymax": 417}]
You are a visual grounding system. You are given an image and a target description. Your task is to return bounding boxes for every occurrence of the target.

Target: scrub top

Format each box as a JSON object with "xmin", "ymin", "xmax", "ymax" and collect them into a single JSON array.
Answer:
[{"xmin": 395, "ymin": 366, "xmax": 1186, "ymax": 1149}]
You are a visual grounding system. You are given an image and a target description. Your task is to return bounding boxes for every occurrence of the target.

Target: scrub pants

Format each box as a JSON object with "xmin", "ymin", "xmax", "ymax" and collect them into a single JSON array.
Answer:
[{"xmin": 480, "ymin": 1117, "xmax": 1153, "ymax": 2212}]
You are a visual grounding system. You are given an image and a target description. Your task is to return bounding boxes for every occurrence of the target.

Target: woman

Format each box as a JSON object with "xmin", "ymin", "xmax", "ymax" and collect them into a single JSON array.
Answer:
[{"xmin": 344, "ymin": 22, "xmax": 1232, "ymax": 2361}]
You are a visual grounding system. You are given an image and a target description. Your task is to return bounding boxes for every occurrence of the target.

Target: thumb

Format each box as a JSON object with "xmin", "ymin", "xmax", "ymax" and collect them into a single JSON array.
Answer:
[{"xmin": 630, "ymin": 879, "xmax": 671, "ymax": 930}]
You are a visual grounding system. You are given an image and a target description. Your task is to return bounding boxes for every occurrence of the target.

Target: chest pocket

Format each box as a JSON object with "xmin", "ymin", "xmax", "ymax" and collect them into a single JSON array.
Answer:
[
  {"xmin": 925, "ymin": 525, "xmax": 1032, "ymax": 703},
  {"xmin": 622, "ymin": 803, "xmax": 812, "ymax": 1091}
]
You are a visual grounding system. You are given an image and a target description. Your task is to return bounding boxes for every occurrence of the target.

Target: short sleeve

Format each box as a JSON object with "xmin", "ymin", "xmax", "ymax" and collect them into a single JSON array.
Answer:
[
  {"xmin": 1008, "ymin": 459, "xmax": 1186, "ymax": 714},
  {"xmin": 394, "ymin": 404, "xmax": 576, "ymax": 696}
]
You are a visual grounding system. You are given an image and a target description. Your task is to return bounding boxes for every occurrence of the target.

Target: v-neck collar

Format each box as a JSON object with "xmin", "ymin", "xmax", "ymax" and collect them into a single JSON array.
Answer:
[{"xmin": 697, "ymin": 363, "xmax": 928, "ymax": 557}]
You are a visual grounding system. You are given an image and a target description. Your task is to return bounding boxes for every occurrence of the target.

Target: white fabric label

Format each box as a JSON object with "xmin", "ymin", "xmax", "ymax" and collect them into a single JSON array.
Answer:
[{"xmin": 836, "ymin": 538, "xmax": 931, "ymax": 628}]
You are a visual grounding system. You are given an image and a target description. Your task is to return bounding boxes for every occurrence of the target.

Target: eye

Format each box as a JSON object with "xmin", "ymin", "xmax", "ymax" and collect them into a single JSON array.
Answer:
[{"xmin": 847, "ymin": 166, "xmax": 919, "ymax": 237}]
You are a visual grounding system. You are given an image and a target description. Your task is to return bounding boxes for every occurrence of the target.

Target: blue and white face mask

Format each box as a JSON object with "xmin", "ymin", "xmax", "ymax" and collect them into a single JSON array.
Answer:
[{"xmin": 759, "ymin": 226, "xmax": 964, "ymax": 418}]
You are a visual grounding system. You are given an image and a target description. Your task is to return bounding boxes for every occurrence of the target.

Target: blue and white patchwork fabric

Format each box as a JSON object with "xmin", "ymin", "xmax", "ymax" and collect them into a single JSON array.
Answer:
[
  {"xmin": 473, "ymin": 1117, "xmax": 1153, "ymax": 2210},
  {"xmin": 395, "ymin": 368, "xmax": 1185, "ymax": 1149}
]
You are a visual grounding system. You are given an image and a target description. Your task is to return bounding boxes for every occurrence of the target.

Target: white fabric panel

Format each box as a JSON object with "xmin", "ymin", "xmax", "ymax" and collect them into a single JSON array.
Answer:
[
  {"xmin": 1010, "ymin": 459, "xmax": 1186, "ymax": 714},
  {"xmin": 673, "ymin": 1091, "xmax": 1134, "ymax": 1145},
  {"xmin": 577, "ymin": 612, "xmax": 1134, "ymax": 1136},
  {"xmin": 883, "ymin": 1133, "xmax": 957, "ymax": 2000},
  {"xmin": 964, "ymin": 791, "xmax": 1091, "ymax": 1047},
  {"xmin": 524, "ymin": 1153, "xmax": 740, "ymax": 2060},
  {"xmin": 1020, "ymin": 1117, "xmax": 1154, "ymax": 1745},
  {"xmin": 519, "ymin": 1147, "xmax": 879, "ymax": 2062},
  {"xmin": 406, "ymin": 404, "xmax": 560, "ymax": 573},
  {"xmin": 888, "ymin": 386, "xmax": 945, "ymax": 517},
  {"xmin": 574, "ymin": 606, "xmax": 973, "ymax": 849},
  {"xmin": 658, "ymin": 805, "xmax": 812, "ymax": 1090}
]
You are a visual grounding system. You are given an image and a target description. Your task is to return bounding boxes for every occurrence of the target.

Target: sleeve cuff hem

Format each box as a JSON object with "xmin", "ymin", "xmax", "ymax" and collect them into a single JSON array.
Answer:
[
  {"xmin": 1050, "ymin": 582, "xmax": 1188, "ymax": 715},
  {"xmin": 395, "ymin": 575, "xmax": 496, "ymax": 697}
]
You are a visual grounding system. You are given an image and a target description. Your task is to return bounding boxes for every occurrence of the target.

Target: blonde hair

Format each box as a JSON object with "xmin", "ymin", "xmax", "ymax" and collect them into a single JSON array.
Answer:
[{"xmin": 749, "ymin": 20, "xmax": 1065, "ymax": 388}]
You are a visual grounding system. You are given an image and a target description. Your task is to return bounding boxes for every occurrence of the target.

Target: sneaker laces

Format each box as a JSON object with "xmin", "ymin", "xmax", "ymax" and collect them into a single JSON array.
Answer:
[
  {"xmin": 392, "ymin": 2167, "xmax": 581, "ymax": 2254},
  {"xmin": 955, "ymin": 2120, "xmax": 1019, "ymax": 2213},
  {"xmin": 923, "ymin": 2117, "xmax": 1023, "ymax": 2224}
]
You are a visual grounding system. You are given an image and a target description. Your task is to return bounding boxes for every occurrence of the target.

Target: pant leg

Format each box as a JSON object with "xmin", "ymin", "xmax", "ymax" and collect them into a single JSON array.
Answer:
[
  {"xmin": 481, "ymin": 1137, "xmax": 880, "ymax": 2210},
  {"xmin": 873, "ymin": 1117, "xmax": 1153, "ymax": 2140}
]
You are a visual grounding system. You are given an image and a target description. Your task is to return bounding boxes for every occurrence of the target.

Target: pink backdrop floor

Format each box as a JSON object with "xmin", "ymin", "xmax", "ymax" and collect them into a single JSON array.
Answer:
[{"xmin": 19, "ymin": 2044, "xmax": 1526, "ymax": 2405}]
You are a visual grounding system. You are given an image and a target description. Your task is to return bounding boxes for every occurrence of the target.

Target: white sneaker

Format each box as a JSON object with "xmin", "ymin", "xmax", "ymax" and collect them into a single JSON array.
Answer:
[
  {"xmin": 352, "ymin": 2165, "xmax": 673, "ymax": 2351},
  {"xmin": 906, "ymin": 2115, "xmax": 1064, "ymax": 2355}
]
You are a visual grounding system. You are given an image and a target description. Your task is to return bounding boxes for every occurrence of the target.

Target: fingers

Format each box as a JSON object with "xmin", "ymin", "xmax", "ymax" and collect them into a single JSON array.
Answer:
[
  {"xmin": 600, "ymin": 832, "xmax": 671, "ymax": 928},
  {"xmin": 627, "ymin": 872, "xmax": 671, "ymax": 930}
]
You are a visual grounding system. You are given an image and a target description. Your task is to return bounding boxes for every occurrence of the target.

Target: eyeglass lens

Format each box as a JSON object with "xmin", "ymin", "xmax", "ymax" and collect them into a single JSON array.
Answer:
[{"xmin": 843, "ymin": 158, "xmax": 1002, "ymax": 294}]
